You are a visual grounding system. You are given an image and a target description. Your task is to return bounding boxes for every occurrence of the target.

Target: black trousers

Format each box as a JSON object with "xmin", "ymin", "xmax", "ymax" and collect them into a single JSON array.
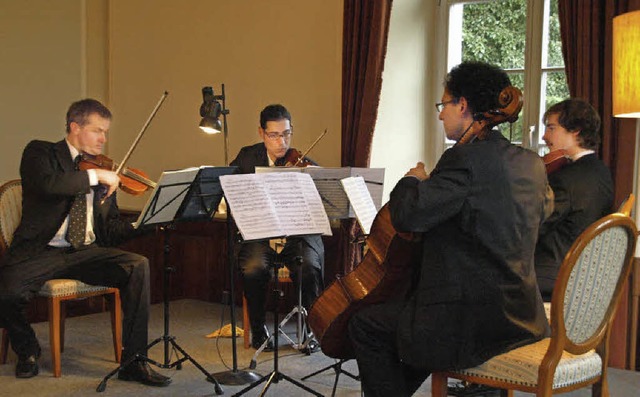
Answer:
[
  {"xmin": 348, "ymin": 302, "xmax": 429, "ymax": 397},
  {"xmin": 237, "ymin": 237, "xmax": 322, "ymax": 332},
  {"xmin": 0, "ymin": 244, "xmax": 150, "ymax": 361}
]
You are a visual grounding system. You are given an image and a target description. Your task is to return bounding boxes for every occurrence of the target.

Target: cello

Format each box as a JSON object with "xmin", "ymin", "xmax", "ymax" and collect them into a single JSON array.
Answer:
[{"xmin": 307, "ymin": 86, "xmax": 524, "ymax": 359}]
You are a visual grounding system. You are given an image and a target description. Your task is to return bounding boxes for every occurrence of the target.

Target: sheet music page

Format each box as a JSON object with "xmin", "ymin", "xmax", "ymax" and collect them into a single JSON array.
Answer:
[
  {"xmin": 341, "ymin": 176, "xmax": 378, "ymax": 234},
  {"xmin": 219, "ymin": 174, "xmax": 283, "ymax": 241},
  {"xmin": 350, "ymin": 168, "xmax": 385, "ymax": 211},
  {"xmin": 304, "ymin": 167, "xmax": 351, "ymax": 220},
  {"xmin": 262, "ymin": 173, "xmax": 332, "ymax": 237},
  {"xmin": 134, "ymin": 168, "xmax": 200, "ymax": 228}
]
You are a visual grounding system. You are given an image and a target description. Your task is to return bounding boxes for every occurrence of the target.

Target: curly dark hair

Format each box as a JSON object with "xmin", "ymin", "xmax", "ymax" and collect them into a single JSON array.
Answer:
[
  {"xmin": 444, "ymin": 61, "xmax": 511, "ymax": 115},
  {"xmin": 543, "ymin": 98, "xmax": 601, "ymax": 150},
  {"xmin": 259, "ymin": 104, "xmax": 292, "ymax": 129},
  {"xmin": 65, "ymin": 99, "xmax": 112, "ymax": 133}
]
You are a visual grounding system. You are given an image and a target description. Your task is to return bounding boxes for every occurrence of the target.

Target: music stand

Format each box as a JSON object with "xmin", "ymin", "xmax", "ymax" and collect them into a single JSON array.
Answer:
[
  {"xmin": 97, "ymin": 166, "xmax": 235, "ymax": 394},
  {"xmin": 219, "ymin": 172, "xmax": 330, "ymax": 397}
]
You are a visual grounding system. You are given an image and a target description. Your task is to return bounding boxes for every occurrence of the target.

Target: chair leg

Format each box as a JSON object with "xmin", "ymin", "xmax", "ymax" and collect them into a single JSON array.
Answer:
[
  {"xmin": 48, "ymin": 297, "xmax": 62, "ymax": 377},
  {"xmin": 60, "ymin": 302, "xmax": 66, "ymax": 353},
  {"xmin": 110, "ymin": 290, "xmax": 122, "ymax": 363},
  {"xmin": 243, "ymin": 295, "xmax": 250, "ymax": 349},
  {"xmin": 430, "ymin": 373, "xmax": 448, "ymax": 397},
  {"xmin": 1, "ymin": 328, "xmax": 9, "ymax": 364}
]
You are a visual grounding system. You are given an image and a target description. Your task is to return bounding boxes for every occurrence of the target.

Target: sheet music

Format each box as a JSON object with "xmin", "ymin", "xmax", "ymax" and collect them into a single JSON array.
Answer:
[
  {"xmin": 220, "ymin": 172, "xmax": 331, "ymax": 242},
  {"xmin": 341, "ymin": 176, "xmax": 377, "ymax": 234},
  {"xmin": 255, "ymin": 166, "xmax": 384, "ymax": 220},
  {"xmin": 134, "ymin": 167, "xmax": 200, "ymax": 228}
]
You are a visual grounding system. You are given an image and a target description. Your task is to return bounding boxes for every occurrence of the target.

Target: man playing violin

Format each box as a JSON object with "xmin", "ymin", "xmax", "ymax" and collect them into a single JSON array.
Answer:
[
  {"xmin": 347, "ymin": 62, "xmax": 551, "ymax": 396},
  {"xmin": 0, "ymin": 99, "xmax": 171, "ymax": 386},
  {"xmin": 535, "ymin": 98, "xmax": 613, "ymax": 300},
  {"xmin": 230, "ymin": 104, "xmax": 324, "ymax": 352}
]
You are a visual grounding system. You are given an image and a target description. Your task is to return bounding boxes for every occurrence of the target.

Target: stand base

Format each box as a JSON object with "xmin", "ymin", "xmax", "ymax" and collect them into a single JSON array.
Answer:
[
  {"xmin": 213, "ymin": 368, "xmax": 262, "ymax": 385},
  {"xmin": 232, "ymin": 370, "xmax": 324, "ymax": 397},
  {"xmin": 96, "ymin": 335, "xmax": 223, "ymax": 395},
  {"xmin": 301, "ymin": 359, "xmax": 359, "ymax": 397}
]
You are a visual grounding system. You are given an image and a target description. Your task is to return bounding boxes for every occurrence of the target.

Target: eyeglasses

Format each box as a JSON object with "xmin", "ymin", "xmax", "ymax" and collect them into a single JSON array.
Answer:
[
  {"xmin": 264, "ymin": 131, "xmax": 293, "ymax": 140},
  {"xmin": 435, "ymin": 99, "xmax": 456, "ymax": 113}
]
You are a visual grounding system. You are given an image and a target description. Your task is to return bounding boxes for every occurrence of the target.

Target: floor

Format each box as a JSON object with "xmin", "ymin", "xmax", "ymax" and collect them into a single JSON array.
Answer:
[{"xmin": 0, "ymin": 299, "xmax": 638, "ymax": 397}]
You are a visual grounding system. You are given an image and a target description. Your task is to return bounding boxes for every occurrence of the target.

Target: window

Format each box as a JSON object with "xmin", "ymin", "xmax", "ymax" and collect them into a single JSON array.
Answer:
[{"xmin": 444, "ymin": 0, "xmax": 568, "ymax": 154}]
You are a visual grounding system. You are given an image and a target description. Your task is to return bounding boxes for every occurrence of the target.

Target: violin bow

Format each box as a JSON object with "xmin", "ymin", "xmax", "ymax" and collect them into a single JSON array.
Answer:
[
  {"xmin": 115, "ymin": 91, "xmax": 169, "ymax": 175},
  {"xmin": 294, "ymin": 128, "xmax": 328, "ymax": 166}
]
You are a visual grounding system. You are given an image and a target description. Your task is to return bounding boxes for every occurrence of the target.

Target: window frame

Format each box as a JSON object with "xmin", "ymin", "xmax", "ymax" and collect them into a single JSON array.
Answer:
[{"xmin": 437, "ymin": 0, "xmax": 564, "ymax": 154}]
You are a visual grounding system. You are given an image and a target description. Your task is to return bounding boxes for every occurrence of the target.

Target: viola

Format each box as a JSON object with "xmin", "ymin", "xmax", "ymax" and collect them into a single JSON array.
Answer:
[
  {"xmin": 542, "ymin": 149, "xmax": 569, "ymax": 174},
  {"xmin": 79, "ymin": 153, "xmax": 156, "ymax": 196}
]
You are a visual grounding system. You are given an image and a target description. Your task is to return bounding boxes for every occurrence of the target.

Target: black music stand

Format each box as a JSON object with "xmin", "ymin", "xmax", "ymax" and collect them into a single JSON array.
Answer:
[
  {"xmin": 219, "ymin": 171, "xmax": 332, "ymax": 397},
  {"xmin": 231, "ymin": 240, "xmax": 323, "ymax": 397},
  {"xmin": 97, "ymin": 166, "xmax": 235, "ymax": 394}
]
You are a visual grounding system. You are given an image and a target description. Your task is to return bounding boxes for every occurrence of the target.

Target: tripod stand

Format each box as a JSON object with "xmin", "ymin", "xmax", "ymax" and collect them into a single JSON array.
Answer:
[
  {"xmin": 232, "ymin": 253, "xmax": 323, "ymax": 397},
  {"xmin": 249, "ymin": 256, "xmax": 316, "ymax": 369},
  {"xmin": 97, "ymin": 225, "xmax": 223, "ymax": 394}
]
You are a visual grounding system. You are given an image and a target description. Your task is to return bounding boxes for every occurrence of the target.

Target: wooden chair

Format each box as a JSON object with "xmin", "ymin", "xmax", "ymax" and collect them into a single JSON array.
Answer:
[
  {"xmin": 0, "ymin": 179, "xmax": 122, "ymax": 377},
  {"xmin": 431, "ymin": 212, "xmax": 638, "ymax": 397}
]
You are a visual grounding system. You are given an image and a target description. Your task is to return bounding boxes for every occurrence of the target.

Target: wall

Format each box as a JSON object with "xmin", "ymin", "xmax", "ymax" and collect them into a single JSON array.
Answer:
[
  {"xmin": 371, "ymin": 0, "xmax": 440, "ymax": 202},
  {"xmin": 108, "ymin": 0, "xmax": 343, "ymax": 209},
  {"xmin": 0, "ymin": 0, "xmax": 86, "ymax": 181},
  {"xmin": 0, "ymin": 0, "xmax": 343, "ymax": 211}
]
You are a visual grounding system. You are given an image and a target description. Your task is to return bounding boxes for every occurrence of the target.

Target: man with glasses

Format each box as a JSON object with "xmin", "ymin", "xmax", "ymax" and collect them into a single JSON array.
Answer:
[
  {"xmin": 229, "ymin": 104, "xmax": 324, "ymax": 353},
  {"xmin": 348, "ymin": 62, "xmax": 551, "ymax": 396}
]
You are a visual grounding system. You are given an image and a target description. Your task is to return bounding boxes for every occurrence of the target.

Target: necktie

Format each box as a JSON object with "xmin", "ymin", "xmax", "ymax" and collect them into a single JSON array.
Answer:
[{"xmin": 66, "ymin": 156, "xmax": 87, "ymax": 248}]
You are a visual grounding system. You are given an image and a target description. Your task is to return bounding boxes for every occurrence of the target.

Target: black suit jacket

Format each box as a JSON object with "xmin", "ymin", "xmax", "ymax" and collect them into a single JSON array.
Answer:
[
  {"xmin": 229, "ymin": 142, "xmax": 324, "ymax": 262},
  {"xmin": 389, "ymin": 130, "xmax": 550, "ymax": 371},
  {"xmin": 535, "ymin": 153, "xmax": 613, "ymax": 299},
  {"xmin": 7, "ymin": 140, "xmax": 135, "ymax": 262}
]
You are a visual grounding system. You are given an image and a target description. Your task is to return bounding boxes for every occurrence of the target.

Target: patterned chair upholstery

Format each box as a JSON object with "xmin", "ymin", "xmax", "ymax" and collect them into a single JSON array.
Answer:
[
  {"xmin": 431, "ymin": 212, "xmax": 638, "ymax": 397},
  {"xmin": 0, "ymin": 179, "xmax": 122, "ymax": 377}
]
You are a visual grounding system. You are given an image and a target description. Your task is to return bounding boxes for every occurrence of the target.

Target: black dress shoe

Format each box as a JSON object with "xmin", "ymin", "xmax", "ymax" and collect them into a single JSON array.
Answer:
[
  {"xmin": 251, "ymin": 325, "xmax": 274, "ymax": 351},
  {"xmin": 15, "ymin": 355, "xmax": 39, "ymax": 378},
  {"xmin": 118, "ymin": 361, "xmax": 172, "ymax": 387}
]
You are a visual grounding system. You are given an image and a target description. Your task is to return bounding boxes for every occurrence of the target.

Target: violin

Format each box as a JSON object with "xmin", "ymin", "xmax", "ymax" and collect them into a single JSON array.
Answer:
[
  {"xmin": 79, "ymin": 153, "xmax": 156, "ymax": 196},
  {"xmin": 280, "ymin": 128, "xmax": 328, "ymax": 167},
  {"xmin": 84, "ymin": 91, "xmax": 168, "ymax": 197},
  {"xmin": 282, "ymin": 148, "xmax": 315, "ymax": 167},
  {"xmin": 542, "ymin": 149, "xmax": 569, "ymax": 174}
]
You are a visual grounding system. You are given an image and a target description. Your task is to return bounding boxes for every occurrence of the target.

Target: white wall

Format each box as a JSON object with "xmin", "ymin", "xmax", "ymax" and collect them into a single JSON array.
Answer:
[
  {"xmin": 371, "ymin": 0, "xmax": 444, "ymax": 202},
  {"xmin": 0, "ymin": 0, "xmax": 343, "ymax": 211}
]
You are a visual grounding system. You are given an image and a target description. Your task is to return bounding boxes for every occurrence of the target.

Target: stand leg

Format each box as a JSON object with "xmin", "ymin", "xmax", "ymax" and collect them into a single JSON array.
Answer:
[
  {"xmin": 233, "ymin": 254, "xmax": 322, "ymax": 397},
  {"xmin": 96, "ymin": 225, "xmax": 224, "ymax": 395},
  {"xmin": 301, "ymin": 359, "xmax": 360, "ymax": 397},
  {"xmin": 213, "ymin": 206, "xmax": 261, "ymax": 385}
]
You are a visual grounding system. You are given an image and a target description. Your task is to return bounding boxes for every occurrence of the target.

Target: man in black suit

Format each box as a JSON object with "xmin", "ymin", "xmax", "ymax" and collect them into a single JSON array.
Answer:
[
  {"xmin": 0, "ymin": 99, "xmax": 170, "ymax": 386},
  {"xmin": 535, "ymin": 98, "xmax": 614, "ymax": 300},
  {"xmin": 230, "ymin": 104, "xmax": 324, "ymax": 352},
  {"xmin": 348, "ymin": 62, "xmax": 551, "ymax": 396}
]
